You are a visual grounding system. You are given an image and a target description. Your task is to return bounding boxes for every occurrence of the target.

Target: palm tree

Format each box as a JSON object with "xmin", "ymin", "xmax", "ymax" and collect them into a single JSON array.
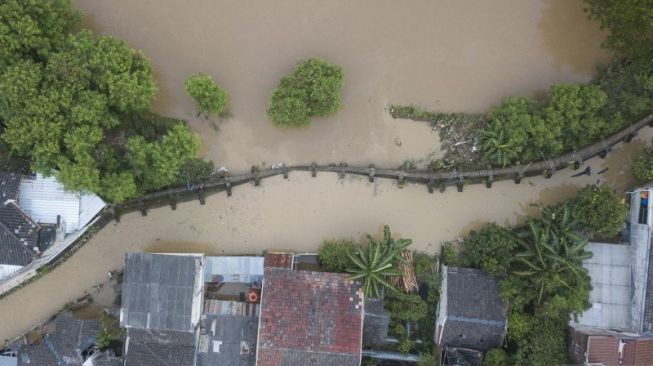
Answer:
[
  {"xmin": 513, "ymin": 219, "xmax": 591, "ymax": 304},
  {"xmin": 346, "ymin": 225, "xmax": 412, "ymax": 298}
]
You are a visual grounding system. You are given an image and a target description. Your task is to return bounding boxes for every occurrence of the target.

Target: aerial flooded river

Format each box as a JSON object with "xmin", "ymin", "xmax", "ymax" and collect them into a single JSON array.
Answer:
[{"xmin": 0, "ymin": 0, "xmax": 636, "ymax": 342}]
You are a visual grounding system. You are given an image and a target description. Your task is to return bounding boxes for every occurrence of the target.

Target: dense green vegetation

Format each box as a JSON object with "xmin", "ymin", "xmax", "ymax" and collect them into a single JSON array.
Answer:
[
  {"xmin": 185, "ymin": 73, "xmax": 228, "ymax": 116},
  {"xmin": 584, "ymin": 0, "xmax": 653, "ymax": 61},
  {"xmin": 570, "ymin": 185, "xmax": 628, "ymax": 237},
  {"xmin": 267, "ymin": 58, "xmax": 343, "ymax": 127},
  {"xmin": 0, "ymin": 1, "xmax": 207, "ymax": 202},
  {"xmin": 633, "ymin": 141, "xmax": 653, "ymax": 182},
  {"xmin": 453, "ymin": 185, "xmax": 628, "ymax": 365},
  {"xmin": 317, "ymin": 238, "xmax": 357, "ymax": 272},
  {"xmin": 96, "ymin": 312, "xmax": 122, "ymax": 350}
]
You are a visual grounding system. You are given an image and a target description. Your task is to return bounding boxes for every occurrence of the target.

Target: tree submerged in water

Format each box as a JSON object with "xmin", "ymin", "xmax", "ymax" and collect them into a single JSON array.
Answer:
[
  {"xmin": 185, "ymin": 73, "xmax": 228, "ymax": 116},
  {"xmin": 267, "ymin": 58, "xmax": 343, "ymax": 128}
]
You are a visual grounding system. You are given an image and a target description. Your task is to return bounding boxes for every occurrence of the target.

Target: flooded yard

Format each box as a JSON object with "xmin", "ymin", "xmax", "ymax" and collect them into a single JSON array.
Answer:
[{"xmin": 0, "ymin": 0, "xmax": 626, "ymax": 343}]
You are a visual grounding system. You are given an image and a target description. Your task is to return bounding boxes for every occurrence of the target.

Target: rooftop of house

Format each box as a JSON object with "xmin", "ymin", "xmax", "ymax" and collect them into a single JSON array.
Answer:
[
  {"xmin": 120, "ymin": 252, "xmax": 203, "ymax": 333},
  {"xmin": 256, "ymin": 267, "xmax": 364, "ymax": 366},
  {"xmin": 123, "ymin": 329, "xmax": 196, "ymax": 366},
  {"xmin": 363, "ymin": 296, "xmax": 390, "ymax": 348},
  {"xmin": 18, "ymin": 173, "xmax": 105, "ymax": 234},
  {"xmin": 573, "ymin": 242, "xmax": 631, "ymax": 331},
  {"xmin": 0, "ymin": 172, "xmax": 21, "ymax": 203},
  {"xmin": 263, "ymin": 252, "xmax": 294, "ymax": 269},
  {"xmin": 18, "ymin": 312, "xmax": 101, "ymax": 366},
  {"xmin": 204, "ymin": 256, "xmax": 264, "ymax": 284},
  {"xmin": 572, "ymin": 327, "xmax": 653, "ymax": 366},
  {"xmin": 437, "ymin": 266, "xmax": 508, "ymax": 351},
  {"xmin": 0, "ymin": 222, "xmax": 35, "ymax": 267},
  {"xmin": 0, "ymin": 202, "xmax": 40, "ymax": 251},
  {"xmin": 197, "ymin": 313, "xmax": 258, "ymax": 366},
  {"xmin": 628, "ymin": 186, "xmax": 653, "ymax": 333}
]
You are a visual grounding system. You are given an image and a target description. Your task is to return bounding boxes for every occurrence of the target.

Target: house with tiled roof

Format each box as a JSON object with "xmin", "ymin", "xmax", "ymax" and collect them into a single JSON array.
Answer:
[
  {"xmin": 256, "ymin": 262, "xmax": 364, "ymax": 366},
  {"xmin": 569, "ymin": 327, "xmax": 653, "ymax": 366},
  {"xmin": 0, "ymin": 171, "xmax": 105, "ymax": 281},
  {"xmin": 16, "ymin": 311, "xmax": 120, "ymax": 366},
  {"xmin": 435, "ymin": 266, "xmax": 508, "ymax": 366}
]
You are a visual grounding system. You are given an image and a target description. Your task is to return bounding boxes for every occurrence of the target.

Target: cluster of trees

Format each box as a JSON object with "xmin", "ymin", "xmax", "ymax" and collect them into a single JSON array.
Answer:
[
  {"xmin": 0, "ymin": 0, "xmax": 207, "ymax": 202},
  {"xmin": 267, "ymin": 58, "xmax": 343, "ymax": 127},
  {"xmin": 455, "ymin": 184, "xmax": 627, "ymax": 365},
  {"xmin": 479, "ymin": 0, "xmax": 653, "ymax": 167}
]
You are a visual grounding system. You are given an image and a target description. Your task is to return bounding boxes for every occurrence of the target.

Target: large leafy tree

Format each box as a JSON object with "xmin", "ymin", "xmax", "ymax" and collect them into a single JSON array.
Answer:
[
  {"xmin": 0, "ymin": 0, "xmax": 81, "ymax": 68},
  {"xmin": 461, "ymin": 223, "xmax": 518, "ymax": 276},
  {"xmin": 570, "ymin": 185, "xmax": 628, "ymax": 238},
  {"xmin": 584, "ymin": 0, "xmax": 653, "ymax": 60},
  {"xmin": 267, "ymin": 58, "xmax": 343, "ymax": 127}
]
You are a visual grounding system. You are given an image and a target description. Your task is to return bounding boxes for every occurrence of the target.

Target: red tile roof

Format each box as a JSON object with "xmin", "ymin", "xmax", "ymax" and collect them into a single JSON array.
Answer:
[
  {"xmin": 256, "ymin": 268, "xmax": 364, "ymax": 366},
  {"xmin": 264, "ymin": 252, "xmax": 294, "ymax": 269},
  {"xmin": 588, "ymin": 335, "xmax": 653, "ymax": 366}
]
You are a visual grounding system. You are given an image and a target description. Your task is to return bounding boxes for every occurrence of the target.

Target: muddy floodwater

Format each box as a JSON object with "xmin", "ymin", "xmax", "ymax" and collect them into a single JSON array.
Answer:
[
  {"xmin": 74, "ymin": 0, "xmax": 608, "ymax": 169},
  {"xmin": 1, "ymin": 128, "xmax": 650, "ymax": 342},
  {"xmin": 0, "ymin": 0, "xmax": 621, "ymax": 342}
]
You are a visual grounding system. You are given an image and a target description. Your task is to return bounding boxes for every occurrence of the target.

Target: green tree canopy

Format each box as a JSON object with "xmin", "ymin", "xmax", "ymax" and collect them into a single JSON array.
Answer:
[
  {"xmin": 570, "ymin": 185, "xmax": 628, "ymax": 238},
  {"xmin": 267, "ymin": 58, "xmax": 343, "ymax": 127},
  {"xmin": 0, "ymin": 4, "xmax": 203, "ymax": 203},
  {"xmin": 584, "ymin": 0, "xmax": 653, "ymax": 60},
  {"xmin": 185, "ymin": 73, "xmax": 228, "ymax": 115},
  {"xmin": 0, "ymin": 0, "xmax": 80, "ymax": 68},
  {"xmin": 461, "ymin": 223, "xmax": 519, "ymax": 276},
  {"xmin": 633, "ymin": 142, "xmax": 653, "ymax": 182},
  {"xmin": 318, "ymin": 239, "xmax": 357, "ymax": 272}
]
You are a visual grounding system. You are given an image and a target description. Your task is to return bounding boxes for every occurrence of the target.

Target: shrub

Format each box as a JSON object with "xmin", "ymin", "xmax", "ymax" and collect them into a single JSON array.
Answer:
[
  {"xmin": 461, "ymin": 223, "xmax": 518, "ymax": 276},
  {"xmin": 441, "ymin": 242, "xmax": 461, "ymax": 266},
  {"xmin": 318, "ymin": 239, "xmax": 356, "ymax": 272},
  {"xmin": 413, "ymin": 252, "xmax": 435, "ymax": 276},
  {"xmin": 398, "ymin": 338, "xmax": 416, "ymax": 355},
  {"xmin": 267, "ymin": 58, "xmax": 343, "ymax": 127},
  {"xmin": 633, "ymin": 142, "xmax": 653, "ymax": 182},
  {"xmin": 417, "ymin": 353, "xmax": 438, "ymax": 366},
  {"xmin": 483, "ymin": 348, "xmax": 508, "ymax": 366},
  {"xmin": 185, "ymin": 73, "xmax": 228, "ymax": 115},
  {"xmin": 570, "ymin": 185, "xmax": 628, "ymax": 237},
  {"xmin": 97, "ymin": 313, "xmax": 122, "ymax": 350},
  {"xmin": 386, "ymin": 291, "xmax": 427, "ymax": 323}
]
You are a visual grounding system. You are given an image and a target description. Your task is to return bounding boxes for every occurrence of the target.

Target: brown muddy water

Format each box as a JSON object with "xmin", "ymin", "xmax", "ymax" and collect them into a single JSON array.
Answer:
[
  {"xmin": 0, "ymin": 0, "xmax": 621, "ymax": 342},
  {"xmin": 74, "ymin": 0, "xmax": 608, "ymax": 169}
]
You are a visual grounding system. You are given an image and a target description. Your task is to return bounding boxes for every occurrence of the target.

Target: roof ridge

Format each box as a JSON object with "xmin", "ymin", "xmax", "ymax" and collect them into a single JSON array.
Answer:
[
  {"xmin": 3, "ymin": 200, "xmax": 42, "ymax": 230},
  {"xmin": 0, "ymin": 219, "xmax": 36, "ymax": 262}
]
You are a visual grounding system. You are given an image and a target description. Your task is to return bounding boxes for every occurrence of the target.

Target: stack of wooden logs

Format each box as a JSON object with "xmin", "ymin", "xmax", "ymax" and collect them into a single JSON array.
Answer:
[{"xmin": 391, "ymin": 249, "xmax": 418, "ymax": 293}]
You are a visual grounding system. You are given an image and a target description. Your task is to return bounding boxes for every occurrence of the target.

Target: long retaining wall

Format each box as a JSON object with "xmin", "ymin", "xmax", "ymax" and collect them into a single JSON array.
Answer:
[
  {"xmin": 1, "ymin": 112, "xmax": 652, "ymax": 301},
  {"xmin": 119, "ymin": 111, "xmax": 653, "ymax": 216}
]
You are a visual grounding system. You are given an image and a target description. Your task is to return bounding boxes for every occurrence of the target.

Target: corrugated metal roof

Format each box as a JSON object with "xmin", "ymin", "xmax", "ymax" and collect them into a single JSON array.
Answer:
[
  {"xmin": 18, "ymin": 174, "xmax": 105, "ymax": 234},
  {"xmin": 204, "ymin": 256, "xmax": 264, "ymax": 283},
  {"xmin": 574, "ymin": 242, "xmax": 631, "ymax": 331},
  {"xmin": 120, "ymin": 253, "xmax": 203, "ymax": 333}
]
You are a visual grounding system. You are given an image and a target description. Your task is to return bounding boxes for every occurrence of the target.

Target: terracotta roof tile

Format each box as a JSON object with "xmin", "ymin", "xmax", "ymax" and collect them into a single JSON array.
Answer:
[{"xmin": 257, "ymin": 268, "xmax": 363, "ymax": 366}]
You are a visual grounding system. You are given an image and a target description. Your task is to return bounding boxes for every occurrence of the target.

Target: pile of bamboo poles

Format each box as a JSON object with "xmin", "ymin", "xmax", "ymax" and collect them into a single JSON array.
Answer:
[{"xmin": 391, "ymin": 250, "xmax": 418, "ymax": 293}]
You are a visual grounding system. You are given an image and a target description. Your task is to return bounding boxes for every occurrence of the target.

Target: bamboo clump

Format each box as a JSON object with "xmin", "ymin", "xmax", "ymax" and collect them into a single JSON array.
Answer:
[{"xmin": 391, "ymin": 250, "xmax": 418, "ymax": 293}]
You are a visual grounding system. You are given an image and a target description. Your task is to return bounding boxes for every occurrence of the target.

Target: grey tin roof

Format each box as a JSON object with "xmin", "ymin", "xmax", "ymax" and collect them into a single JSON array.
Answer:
[
  {"xmin": 124, "ymin": 329, "xmax": 196, "ymax": 366},
  {"xmin": 363, "ymin": 297, "xmax": 390, "ymax": 347},
  {"xmin": 440, "ymin": 267, "xmax": 507, "ymax": 350},
  {"xmin": 196, "ymin": 314, "xmax": 258, "ymax": 366},
  {"xmin": 203, "ymin": 256, "xmax": 264, "ymax": 284},
  {"xmin": 120, "ymin": 253, "xmax": 202, "ymax": 332}
]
